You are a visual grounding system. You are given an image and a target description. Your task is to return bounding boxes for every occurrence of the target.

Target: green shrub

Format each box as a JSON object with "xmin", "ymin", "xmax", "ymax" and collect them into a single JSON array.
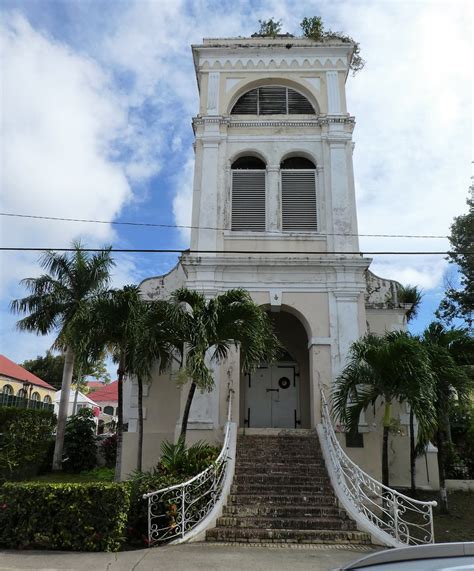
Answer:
[
  {"xmin": 158, "ymin": 439, "xmax": 220, "ymax": 478},
  {"xmin": 100, "ymin": 434, "xmax": 117, "ymax": 468},
  {"xmin": 0, "ymin": 482, "xmax": 130, "ymax": 551},
  {"xmin": 63, "ymin": 409, "xmax": 97, "ymax": 472},
  {"xmin": 0, "ymin": 407, "xmax": 56, "ymax": 481}
]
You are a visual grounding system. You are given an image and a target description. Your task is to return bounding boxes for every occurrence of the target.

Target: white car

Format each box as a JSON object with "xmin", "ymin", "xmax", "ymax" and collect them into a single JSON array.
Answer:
[{"xmin": 335, "ymin": 542, "xmax": 474, "ymax": 571}]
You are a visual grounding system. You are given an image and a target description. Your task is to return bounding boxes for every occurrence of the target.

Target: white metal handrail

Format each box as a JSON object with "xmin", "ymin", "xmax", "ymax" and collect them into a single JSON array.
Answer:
[
  {"xmin": 143, "ymin": 389, "xmax": 234, "ymax": 546},
  {"xmin": 319, "ymin": 390, "xmax": 437, "ymax": 547}
]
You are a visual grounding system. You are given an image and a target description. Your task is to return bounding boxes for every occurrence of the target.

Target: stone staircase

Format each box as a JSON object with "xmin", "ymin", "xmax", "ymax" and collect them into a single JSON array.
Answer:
[{"xmin": 206, "ymin": 431, "xmax": 371, "ymax": 544}]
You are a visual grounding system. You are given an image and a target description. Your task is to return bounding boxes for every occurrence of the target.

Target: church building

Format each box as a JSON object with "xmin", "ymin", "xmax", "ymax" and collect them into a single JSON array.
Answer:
[{"xmin": 121, "ymin": 36, "xmax": 439, "ymax": 493}]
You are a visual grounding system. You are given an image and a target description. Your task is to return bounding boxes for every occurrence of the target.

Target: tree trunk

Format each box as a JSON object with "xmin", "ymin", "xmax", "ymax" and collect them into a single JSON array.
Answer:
[
  {"xmin": 382, "ymin": 401, "xmax": 391, "ymax": 487},
  {"xmin": 410, "ymin": 408, "xmax": 416, "ymax": 494},
  {"xmin": 436, "ymin": 429, "xmax": 449, "ymax": 513},
  {"xmin": 180, "ymin": 381, "xmax": 197, "ymax": 443},
  {"xmin": 72, "ymin": 367, "xmax": 82, "ymax": 416},
  {"xmin": 137, "ymin": 376, "xmax": 143, "ymax": 472},
  {"xmin": 114, "ymin": 357, "xmax": 125, "ymax": 482},
  {"xmin": 52, "ymin": 346, "xmax": 75, "ymax": 471}
]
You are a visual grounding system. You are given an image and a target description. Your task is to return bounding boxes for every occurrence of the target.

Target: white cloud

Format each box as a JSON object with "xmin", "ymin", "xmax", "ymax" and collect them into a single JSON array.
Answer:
[
  {"xmin": 172, "ymin": 152, "xmax": 195, "ymax": 244},
  {"xmin": 0, "ymin": 13, "xmax": 139, "ymax": 362}
]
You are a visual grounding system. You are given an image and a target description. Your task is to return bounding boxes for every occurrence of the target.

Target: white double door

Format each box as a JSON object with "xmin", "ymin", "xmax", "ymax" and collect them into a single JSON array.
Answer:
[{"xmin": 245, "ymin": 363, "xmax": 299, "ymax": 428}]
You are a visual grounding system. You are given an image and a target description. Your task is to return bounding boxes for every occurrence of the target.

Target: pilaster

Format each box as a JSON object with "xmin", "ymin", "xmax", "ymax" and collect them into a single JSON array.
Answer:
[{"xmin": 266, "ymin": 165, "xmax": 280, "ymax": 232}]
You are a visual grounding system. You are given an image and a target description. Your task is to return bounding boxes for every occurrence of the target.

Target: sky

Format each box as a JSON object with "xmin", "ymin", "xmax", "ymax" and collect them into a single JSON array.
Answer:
[{"xmin": 0, "ymin": 0, "xmax": 472, "ymax": 377}]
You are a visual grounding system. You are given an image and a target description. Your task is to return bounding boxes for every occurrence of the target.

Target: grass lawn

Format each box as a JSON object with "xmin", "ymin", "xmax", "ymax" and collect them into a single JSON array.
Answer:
[
  {"xmin": 433, "ymin": 491, "xmax": 474, "ymax": 543},
  {"xmin": 413, "ymin": 490, "xmax": 474, "ymax": 543},
  {"xmin": 27, "ymin": 467, "xmax": 114, "ymax": 483}
]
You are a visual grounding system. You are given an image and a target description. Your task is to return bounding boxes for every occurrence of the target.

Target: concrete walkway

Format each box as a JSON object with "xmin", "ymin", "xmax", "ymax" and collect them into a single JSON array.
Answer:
[{"xmin": 0, "ymin": 543, "xmax": 378, "ymax": 571}]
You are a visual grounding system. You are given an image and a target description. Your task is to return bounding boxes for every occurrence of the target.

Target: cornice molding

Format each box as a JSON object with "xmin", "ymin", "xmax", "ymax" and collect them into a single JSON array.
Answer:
[
  {"xmin": 198, "ymin": 55, "xmax": 348, "ymax": 71},
  {"xmin": 192, "ymin": 115, "xmax": 355, "ymax": 130}
]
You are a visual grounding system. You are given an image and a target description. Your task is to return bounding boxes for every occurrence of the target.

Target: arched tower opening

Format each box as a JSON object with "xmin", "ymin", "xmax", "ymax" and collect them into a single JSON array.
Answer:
[{"xmin": 240, "ymin": 310, "xmax": 311, "ymax": 429}]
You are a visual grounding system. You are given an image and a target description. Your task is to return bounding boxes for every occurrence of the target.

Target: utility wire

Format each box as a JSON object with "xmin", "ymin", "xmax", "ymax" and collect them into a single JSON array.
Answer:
[
  {"xmin": 0, "ymin": 212, "xmax": 448, "ymax": 239},
  {"xmin": 0, "ymin": 247, "xmax": 468, "ymax": 255}
]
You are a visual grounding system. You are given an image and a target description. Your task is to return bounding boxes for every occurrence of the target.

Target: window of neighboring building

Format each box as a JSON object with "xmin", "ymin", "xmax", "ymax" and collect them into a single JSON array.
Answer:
[
  {"xmin": 345, "ymin": 428, "xmax": 364, "ymax": 448},
  {"xmin": 43, "ymin": 395, "xmax": 52, "ymax": 404},
  {"xmin": 231, "ymin": 86, "xmax": 315, "ymax": 115},
  {"xmin": 104, "ymin": 405, "xmax": 114, "ymax": 415},
  {"xmin": 17, "ymin": 388, "xmax": 27, "ymax": 399},
  {"xmin": 231, "ymin": 156, "xmax": 266, "ymax": 232},
  {"xmin": 31, "ymin": 391, "xmax": 40, "ymax": 401},
  {"xmin": 280, "ymin": 157, "xmax": 317, "ymax": 232},
  {"xmin": 2, "ymin": 384, "xmax": 13, "ymax": 395}
]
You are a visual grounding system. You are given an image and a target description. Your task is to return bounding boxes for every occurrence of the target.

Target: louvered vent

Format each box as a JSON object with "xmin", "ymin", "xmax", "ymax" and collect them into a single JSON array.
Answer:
[
  {"xmin": 231, "ymin": 89, "xmax": 258, "ymax": 114},
  {"xmin": 231, "ymin": 87, "xmax": 315, "ymax": 115},
  {"xmin": 231, "ymin": 170, "xmax": 266, "ymax": 231},
  {"xmin": 259, "ymin": 86, "xmax": 287, "ymax": 114},
  {"xmin": 281, "ymin": 170, "xmax": 317, "ymax": 231},
  {"xmin": 288, "ymin": 89, "xmax": 315, "ymax": 114}
]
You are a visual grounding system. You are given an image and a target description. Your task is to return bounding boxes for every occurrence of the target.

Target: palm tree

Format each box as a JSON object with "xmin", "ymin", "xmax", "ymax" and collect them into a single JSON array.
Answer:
[
  {"xmin": 171, "ymin": 288, "xmax": 279, "ymax": 442},
  {"xmin": 127, "ymin": 299, "xmax": 178, "ymax": 471},
  {"xmin": 397, "ymin": 283, "xmax": 424, "ymax": 492},
  {"xmin": 332, "ymin": 331, "xmax": 436, "ymax": 487},
  {"xmin": 10, "ymin": 242, "xmax": 114, "ymax": 471},
  {"xmin": 420, "ymin": 322, "xmax": 473, "ymax": 512},
  {"xmin": 88, "ymin": 286, "xmax": 179, "ymax": 478}
]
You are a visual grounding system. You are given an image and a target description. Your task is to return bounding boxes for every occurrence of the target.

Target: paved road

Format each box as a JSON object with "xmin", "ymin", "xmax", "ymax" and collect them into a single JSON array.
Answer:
[{"xmin": 0, "ymin": 543, "xmax": 378, "ymax": 571}]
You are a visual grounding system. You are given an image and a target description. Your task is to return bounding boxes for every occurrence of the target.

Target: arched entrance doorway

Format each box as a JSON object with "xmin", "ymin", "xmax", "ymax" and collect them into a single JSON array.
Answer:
[{"xmin": 241, "ymin": 310, "xmax": 310, "ymax": 428}]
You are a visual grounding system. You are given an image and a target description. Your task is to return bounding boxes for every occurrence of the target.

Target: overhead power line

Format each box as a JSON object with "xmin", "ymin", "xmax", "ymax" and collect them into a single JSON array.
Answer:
[
  {"xmin": 0, "ymin": 247, "xmax": 468, "ymax": 256},
  {"xmin": 0, "ymin": 212, "xmax": 448, "ymax": 240}
]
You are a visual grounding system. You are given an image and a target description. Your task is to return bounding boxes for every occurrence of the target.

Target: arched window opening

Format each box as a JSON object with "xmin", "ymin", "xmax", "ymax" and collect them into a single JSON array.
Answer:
[
  {"xmin": 2, "ymin": 384, "xmax": 13, "ymax": 395},
  {"xmin": 232, "ymin": 156, "xmax": 266, "ymax": 170},
  {"xmin": 231, "ymin": 155, "xmax": 266, "ymax": 232},
  {"xmin": 281, "ymin": 156, "xmax": 317, "ymax": 232},
  {"xmin": 31, "ymin": 391, "xmax": 40, "ymax": 401},
  {"xmin": 231, "ymin": 86, "xmax": 315, "ymax": 115},
  {"xmin": 43, "ymin": 395, "xmax": 52, "ymax": 404},
  {"xmin": 104, "ymin": 405, "xmax": 114, "ymax": 415},
  {"xmin": 17, "ymin": 388, "xmax": 27, "ymax": 399},
  {"xmin": 280, "ymin": 157, "xmax": 315, "ymax": 170}
]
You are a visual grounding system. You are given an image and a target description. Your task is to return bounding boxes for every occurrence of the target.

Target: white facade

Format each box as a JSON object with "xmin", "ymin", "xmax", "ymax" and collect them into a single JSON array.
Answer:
[{"xmin": 123, "ymin": 37, "xmax": 438, "ymax": 491}]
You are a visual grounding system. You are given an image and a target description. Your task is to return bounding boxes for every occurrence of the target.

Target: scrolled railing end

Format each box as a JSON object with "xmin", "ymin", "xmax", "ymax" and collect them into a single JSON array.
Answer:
[
  {"xmin": 318, "ymin": 389, "xmax": 437, "ymax": 547},
  {"xmin": 143, "ymin": 387, "xmax": 236, "ymax": 547}
]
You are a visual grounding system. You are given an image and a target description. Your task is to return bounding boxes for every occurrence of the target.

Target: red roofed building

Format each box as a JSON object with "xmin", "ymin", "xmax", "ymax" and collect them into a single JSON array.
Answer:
[
  {"xmin": 0, "ymin": 354, "xmax": 56, "ymax": 408},
  {"xmin": 88, "ymin": 381, "xmax": 118, "ymax": 417}
]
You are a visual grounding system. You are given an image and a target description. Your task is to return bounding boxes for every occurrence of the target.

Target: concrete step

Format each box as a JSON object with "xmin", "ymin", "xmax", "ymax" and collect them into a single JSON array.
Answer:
[
  {"xmin": 227, "ymin": 493, "xmax": 337, "ymax": 506},
  {"xmin": 230, "ymin": 483, "xmax": 334, "ymax": 495},
  {"xmin": 206, "ymin": 527, "xmax": 372, "ymax": 544},
  {"xmin": 217, "ymin": 516, "xmax": 357, "ymax": 531},
  {"xmin": 222, "ymin": 504, "xmax": 348, "ymax": 518},
  {"xmin": 235, "ymin": 461, "xmax": 325, "ymax": 470},
  {"xmin": 233, "ymin": 474, "xmax": 331, "ymax": 485}
]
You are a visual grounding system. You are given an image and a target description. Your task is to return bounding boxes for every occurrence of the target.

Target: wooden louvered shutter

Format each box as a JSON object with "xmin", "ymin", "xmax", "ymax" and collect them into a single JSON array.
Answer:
[
  {"xmin": 288, "ymin": 89, "xmax": 315, "ymax": 114},
  {"xmin": 231, "ymin": 89, "xmax": 258, "ymax": 114},
  {"xmin": 231, "ymin": 170, "xmax": 266, "ymax": 231},
  {"xmin": 281, "ymin": 170, "xmax": 317, "ymax": 231}
]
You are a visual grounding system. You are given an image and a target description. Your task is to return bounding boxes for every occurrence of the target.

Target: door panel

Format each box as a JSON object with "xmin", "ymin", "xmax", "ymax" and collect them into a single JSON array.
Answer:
[
  {"xmin": 271, "ymin": 366, "xmax": 298, "ymax": 428},
  {"xmin": 246, "ymin": 367, "xmax": 271, "ymax": 428},
  {"xmin": 246, "ymin": 363, "xmax": 299, "ymax": 428}
]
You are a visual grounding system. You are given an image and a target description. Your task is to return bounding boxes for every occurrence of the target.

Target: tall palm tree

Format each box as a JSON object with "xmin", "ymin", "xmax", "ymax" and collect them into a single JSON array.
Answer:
[
  {"xmin": 332, "ymin": 331, "xmax": 436, "ymax": 487},
  {"xmin": 171, "ymin": 288, "xmax": 279, "ymax": 442},
  {"xmin": 89, "ymin": 286, "xmax": 179, "ymax": 478},
  {"xmin": 420, "ymin": 322, "xmax": 473, "ymax": 512},
  {"xmin": 127, "ymin": 299, "xmax": 178, "ymax": 471},
  {"xmin": 397, "ymin": 283, "xmax": 424, "ymax": 492},
  {"xmin": 88, "ymin": 285, "xmax": 143, "ymax": 480},
  {"xmin": 10, "ymin": 242, "xmax": 114, "ymax": 471}
]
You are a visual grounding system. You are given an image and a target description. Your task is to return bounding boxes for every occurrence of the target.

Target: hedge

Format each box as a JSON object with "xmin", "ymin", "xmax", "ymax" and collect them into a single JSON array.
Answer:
[
  {"xmin": 0, "ymin": 482, "xmax": 130, "ymax": 551},
  {"xmin": 0, "ymin": 407, "xmax": 56, "ymax": 481}
]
